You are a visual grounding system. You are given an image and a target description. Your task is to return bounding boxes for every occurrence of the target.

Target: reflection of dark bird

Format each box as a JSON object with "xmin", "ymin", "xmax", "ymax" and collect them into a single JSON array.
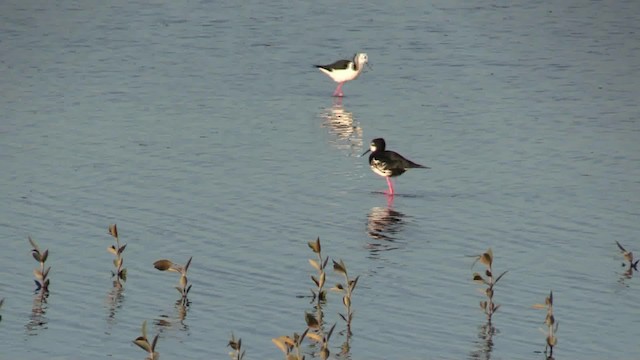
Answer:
[
  {"xmin": 315, "ymin": 53, "xmax": 369, "ymax": 97},
  {"xmin": 367, "ymin": 206, "xmax": 405, "ymax": 241},
  {"xmin": 361, "ymin": 138, "xmax": 429, "ymax": 195}
]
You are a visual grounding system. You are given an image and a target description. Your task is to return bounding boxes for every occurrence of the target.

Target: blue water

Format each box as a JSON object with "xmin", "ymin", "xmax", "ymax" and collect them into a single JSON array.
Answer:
[{"xmin": 1, "ymin": 0, "xmax": 639, "ymax": 359}]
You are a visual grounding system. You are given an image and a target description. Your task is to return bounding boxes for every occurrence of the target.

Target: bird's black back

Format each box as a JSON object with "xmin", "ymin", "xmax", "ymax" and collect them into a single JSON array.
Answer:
[
  {"xmin": 315, "ymin": 59, "xmax": 352, "ymax": 71},
  {"xmin": 370, "ymin": 150, "xmax": 427, "ymax": 177}
]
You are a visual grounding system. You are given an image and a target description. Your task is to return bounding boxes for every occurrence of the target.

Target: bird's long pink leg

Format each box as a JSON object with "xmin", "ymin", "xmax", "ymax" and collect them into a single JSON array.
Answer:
[
  {"xmin": 333, "ymin": 82, "xmax": 344, "ymax": 97},
  {"xmin": 386, "ymin": 177, "xmax": 394, "ymax": 196}
]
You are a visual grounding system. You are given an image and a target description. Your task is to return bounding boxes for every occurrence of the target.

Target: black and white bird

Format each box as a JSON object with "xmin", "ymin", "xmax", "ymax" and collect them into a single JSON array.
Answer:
[
  {"xmin": 315, "ymin": 53, "xmax": 369, "ymax": 97},
  {"xmin": 361, "ymin": 138, "xmax": 429, "ymax": 195}
]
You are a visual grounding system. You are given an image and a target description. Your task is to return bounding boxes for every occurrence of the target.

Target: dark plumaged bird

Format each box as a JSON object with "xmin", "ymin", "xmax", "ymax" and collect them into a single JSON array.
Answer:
[{"xmin": 361, "ymin": 138, "xmax": 429, "ymax": 195}]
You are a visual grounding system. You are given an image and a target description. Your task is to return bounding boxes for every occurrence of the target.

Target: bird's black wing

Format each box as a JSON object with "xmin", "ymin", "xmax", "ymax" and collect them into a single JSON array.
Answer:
[
  {"xmin": 315, "ymin": 59, "xmax": 352, "ymax": 71},
  {"xmin": 388, "ymin": 151, "xmax": 429, "ymax": 169}
]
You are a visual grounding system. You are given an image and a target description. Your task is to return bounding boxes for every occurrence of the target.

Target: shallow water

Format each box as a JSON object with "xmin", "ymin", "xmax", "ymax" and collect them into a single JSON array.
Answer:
[{"xmin": 1, "ymin": 0, "xmax": 639, "ymax": 359}]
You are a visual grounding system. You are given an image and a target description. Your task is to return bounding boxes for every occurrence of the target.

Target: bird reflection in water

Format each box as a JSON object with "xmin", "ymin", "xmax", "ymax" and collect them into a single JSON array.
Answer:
[
  {"xmin": 320, "ymin": 98, "xmax": 363, "ymax": 156},
  {"xmin": 366, "ymin": 197, "xmax": 406, "ymax": 256}
]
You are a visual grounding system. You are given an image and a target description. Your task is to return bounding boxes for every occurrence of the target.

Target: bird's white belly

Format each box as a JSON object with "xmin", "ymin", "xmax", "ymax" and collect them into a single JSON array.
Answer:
[
  {"xmin": 371, "ymin": 161, "xmax": 392, "ymax": 177},
  {"xmin": 319, "ymin": 67, "xmax": 360, "ymax": 83}
]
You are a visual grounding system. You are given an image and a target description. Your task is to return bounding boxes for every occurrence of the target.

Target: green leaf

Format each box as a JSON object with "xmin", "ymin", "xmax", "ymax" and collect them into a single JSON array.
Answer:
[
  {"xmin": 479, "ymin": 249, "xmax": 493, "ymax": 267},
  {"xmin": 333, "ymin": 259, "xmax": 346, "ymax": 275},
  {"xmin": 349, "ymin": 276, "xmax": 360, "ymax": 292},
  {"xmin": 153, "ymin": 259, "xmax": 174, "ymax": 271},
  {"xmin": 326, "ymin": 323, "xmax": 336, "ymax": 341},
  {"xmin": 308, "ymin": 237, "xmax": 321, "ymax": 253},
  {"xmin": 117, "ymin": 243, "xmax": 127, "ymax": 255},
  {"xmin": 494, "ymin": 270, "xmax": 508, "ymax": 283},
  {"xmin": 304, "ymin": 312, "xmax": 319, "ymax": 329},
  {"xmin": 151, "ymin": 334, "xmax": 159, "ymax": 351},
  {"xmin": 271, "ymin": 337, "xmax": 289, "ymax": 354},
  {"xmin": 308, "ymin": 259, "xmax": 320, "ymax": 272},
  {"xmin": 108, "ymin": 224, "xmax": 118, "ymax": 238},
  {"xmin": 120, "ymin": 268, "xmax": 127, "ymax": 281},
  {"xmin": 133, "ymin": 337, "xmax": 151, "ymax": 352},
  {"xmin": 141, "ymin": 320, "xmax": 148, "ymax": 339},
  {"xmin": 28, "ymin": 236, "xmax": 40, "ymax": 253},
  {"xmin": 472, "ymin": 272, "xmax": 486, "ymax": 284},
  {"xmin": 545, "ymin": 313, "xmax": 555, "ymax": 327},
  {"xmin": 485, "ymin": 288, "xmax": 493, "ymax": 298},
  {"xmin": 298, "ymin": 328, "xmax": 309, "ymax": 345}
]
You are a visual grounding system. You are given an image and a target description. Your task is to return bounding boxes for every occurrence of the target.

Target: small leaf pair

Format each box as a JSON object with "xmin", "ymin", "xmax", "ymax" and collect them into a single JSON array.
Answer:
[
  {"xmin": 154, "ymin": 256, "xmax": 193, "ymax": 305},
  {"xmin": 272, "ymin": 328, "xmax": 309, "ymax": 360},
  {"xmin": 227, "ymin": 333, "xmax": 245, "ymax": 360},
  {"xmin": 616, "ymin": 241, "xmax": 639, "ymax": 271},
  {"xmin": 471, "ymin": 248, "xmax": 493, "ymax": 268},
  {"xmin": 29, "ymin": 237, "xmax": 51, "ymax": 293},
  {"xmin": 305, "ymin": 323, "xmax": 336, "ymax": 360},
  {"xmin": 133, "ymin": 320, "xmax": 159, "ymax": 360}
]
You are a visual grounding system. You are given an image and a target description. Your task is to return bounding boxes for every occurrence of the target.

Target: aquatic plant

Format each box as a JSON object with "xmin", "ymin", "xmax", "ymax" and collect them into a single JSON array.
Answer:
[
  {"xmin": 227, "ymin": 333, "xmax": 246, "ymax": 360},
  {"xmin": 153, "ymin": 256, "xmax": 193, "ymax": 305},
  {"xmin": 307, "ymin": 236, "xmax": 330, "ymax": 336},
  {"xmin": 304, "ymin": 321, "xmax": 336, "ymax": 360},
  {"xmin": 308, "ymin": 237, "xmax": 329, "ymax": 303},
  {"xmin": 29, "ymin": 236, "xmax": 51, "ymax": 294},
  {"xmin": 331, "ymin": 259, "xmax": 360, "ymax": 335},
  {"xmin": 27, "ymin": 237, "xmax": 50, "ymax": 333},
  {"xmin": 107, "ymin": 224, "xmax": 127, "ymax": 285},
  {"xmin": 272, "ymin": 328, "xmax": 309, "ymax": 360},
  {"xmin": 533, "ymin": 291, "xmax": 558, "ymax": 359},
  {"xmin": 133, "ymin": 320, "xmax": 160, "ymax": 360},
  {"xmin": 616, "ymin": 241, "xmax": 638, "ymax": 277},
  {"xmin": 471, "ymin": 248, "xmax": 507, "ymax": 325}
]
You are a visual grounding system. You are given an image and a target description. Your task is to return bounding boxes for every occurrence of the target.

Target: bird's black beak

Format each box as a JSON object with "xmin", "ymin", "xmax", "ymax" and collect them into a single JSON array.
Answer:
[{"xmin": 360, "ymin": 149, "xmax": 370, "ymax": 157}]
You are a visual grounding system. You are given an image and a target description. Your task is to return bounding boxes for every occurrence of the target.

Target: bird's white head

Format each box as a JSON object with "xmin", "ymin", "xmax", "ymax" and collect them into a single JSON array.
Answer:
[{"xmin": 355, "ymin": 53, "xmax": 369, "ymax": 67}]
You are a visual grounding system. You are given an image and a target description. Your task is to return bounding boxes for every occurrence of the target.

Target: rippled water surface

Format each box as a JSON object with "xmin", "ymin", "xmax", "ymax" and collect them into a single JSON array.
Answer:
[{"xmin": 1, "ymin": 0, "xmax": 639, "ymax": 359}]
